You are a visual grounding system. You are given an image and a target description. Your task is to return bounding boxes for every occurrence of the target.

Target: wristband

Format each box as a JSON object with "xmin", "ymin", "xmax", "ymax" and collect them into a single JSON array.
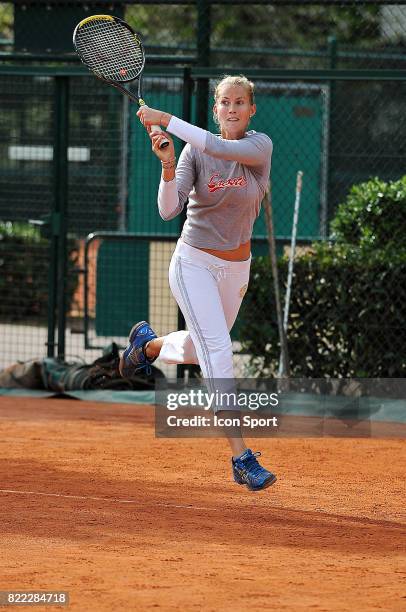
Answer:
[{"xmin": 161, "ymin": 158, "xmax": 176, "ymax": 169}]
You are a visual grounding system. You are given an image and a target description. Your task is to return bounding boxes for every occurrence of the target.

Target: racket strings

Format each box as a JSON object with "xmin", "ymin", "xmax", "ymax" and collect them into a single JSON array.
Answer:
[{"xmin": 75, "ymin": 19, "xmax": 144, "ymax": 81}]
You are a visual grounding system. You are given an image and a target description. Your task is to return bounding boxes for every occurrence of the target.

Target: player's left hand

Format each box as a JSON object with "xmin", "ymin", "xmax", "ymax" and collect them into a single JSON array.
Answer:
[{"xmin": 137, "ymin": 106, "xmax": 170, "ymax": 128}]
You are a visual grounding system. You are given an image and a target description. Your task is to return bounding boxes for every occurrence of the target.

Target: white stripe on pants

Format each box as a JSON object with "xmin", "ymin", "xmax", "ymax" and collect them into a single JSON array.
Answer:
[{"xmin": 159, "ymin": 240, "xmax": 251, "ymax": 387}]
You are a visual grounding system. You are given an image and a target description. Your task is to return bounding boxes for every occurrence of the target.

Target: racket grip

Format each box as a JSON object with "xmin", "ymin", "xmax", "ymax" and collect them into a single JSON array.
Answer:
[{"xmin": 151, "ymin": 124, "xmax": 170, "ymax": 149}]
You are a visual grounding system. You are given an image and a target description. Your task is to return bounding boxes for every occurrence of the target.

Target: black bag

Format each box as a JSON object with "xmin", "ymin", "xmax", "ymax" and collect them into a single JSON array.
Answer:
[{"xmin": 0, "ymin": 343, "xmax": 165, "ymax": 391}]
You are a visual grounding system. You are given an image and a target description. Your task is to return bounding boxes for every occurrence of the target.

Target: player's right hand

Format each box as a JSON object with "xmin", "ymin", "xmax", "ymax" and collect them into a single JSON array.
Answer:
[{"xmin": 150, "ymin": 129, "xmax": 175, "ymax": 162}]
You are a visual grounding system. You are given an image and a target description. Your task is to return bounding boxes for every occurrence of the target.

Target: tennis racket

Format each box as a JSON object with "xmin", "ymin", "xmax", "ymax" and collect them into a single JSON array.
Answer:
[{"xmin": 73, "ymin": 14, "xmax": 169, "ymax": 149}]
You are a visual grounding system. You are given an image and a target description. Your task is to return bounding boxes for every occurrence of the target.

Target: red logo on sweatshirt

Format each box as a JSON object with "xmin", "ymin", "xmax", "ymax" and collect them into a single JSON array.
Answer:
[{"xmin": 208, "ymin": 173, "xmax": 248, "ymax": 193}]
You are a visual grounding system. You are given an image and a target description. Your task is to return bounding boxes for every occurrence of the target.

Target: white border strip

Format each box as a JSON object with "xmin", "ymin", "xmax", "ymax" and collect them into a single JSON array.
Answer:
[{"xmin": 0, "ymin": 489, "xmax": 214, "ymax": 511}]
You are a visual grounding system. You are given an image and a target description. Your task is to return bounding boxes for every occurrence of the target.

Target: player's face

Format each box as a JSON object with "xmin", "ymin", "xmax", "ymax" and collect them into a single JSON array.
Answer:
[{"xmin": 213, "ymin": 85, "xmax": 256, "ymax": 139}]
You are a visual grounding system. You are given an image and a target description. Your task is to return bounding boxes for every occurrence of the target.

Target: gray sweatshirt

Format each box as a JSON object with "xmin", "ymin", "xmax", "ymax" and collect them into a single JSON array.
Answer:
[{"xmin": 161, "ymin": 119, "xmax": 273, "ymax": 250}]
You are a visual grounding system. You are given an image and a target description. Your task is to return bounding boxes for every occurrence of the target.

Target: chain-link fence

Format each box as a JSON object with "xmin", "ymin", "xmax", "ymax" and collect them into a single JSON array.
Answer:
[
  {"xmin": 2, "ymin": 2, "xmax": 406, "ymax": 68},
  {"xmin": 0, "ymin": 1, "xmax": 405, "ymax": 380}
]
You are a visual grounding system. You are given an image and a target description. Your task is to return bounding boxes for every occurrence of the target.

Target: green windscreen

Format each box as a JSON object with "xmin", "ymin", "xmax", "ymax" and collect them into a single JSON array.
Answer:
[{"xmin": 95, "ymin": 240, "xmax": 149, "ymax": 337}]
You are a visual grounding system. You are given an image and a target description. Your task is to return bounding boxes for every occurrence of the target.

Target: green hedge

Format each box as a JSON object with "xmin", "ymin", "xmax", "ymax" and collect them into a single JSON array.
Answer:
[
  {"xmin": 0, "ymin": 221, "xmax": 79, "ymax": 322},
  {"xmin": 239, "ymin": 176, "xmax": 406, "ymax": 377},
  {"xmin": 330, "ymin": 175, "xmax": 406, "ymax": 253},
  {"xmin": 239, "ymin": 257, "xmax": 406, "ymax": 377}
]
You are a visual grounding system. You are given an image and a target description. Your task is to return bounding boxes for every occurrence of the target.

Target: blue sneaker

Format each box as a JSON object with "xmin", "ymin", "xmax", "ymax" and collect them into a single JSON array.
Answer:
[
  {"xmin": 119, "ymin": 321, "xmax": 157, "ymax": 377},
  {"xmin": 232, "ymin": 449, "xmax": 277, "ymax": 491}
]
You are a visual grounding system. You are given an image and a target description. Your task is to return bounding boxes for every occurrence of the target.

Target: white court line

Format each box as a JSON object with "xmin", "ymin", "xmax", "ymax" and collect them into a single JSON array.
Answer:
[{"xmin": 0, "ymin": 489, "xmax": 214, "ymax": 511}]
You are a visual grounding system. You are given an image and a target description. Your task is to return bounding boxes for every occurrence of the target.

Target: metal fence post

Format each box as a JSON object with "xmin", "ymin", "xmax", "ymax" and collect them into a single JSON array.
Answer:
[
  {"xmin": 46, "ymin": 221, "xmax": 58, "ymax": 358},
  {"xmin": 50, "ymin": 74, "xmax": 69, "ymax": 360},
  {"xmin": 325, "ymin": 35, "xmax": 337, "ymax": 232},
  {"xmin": 196, "ymin": 0, "xmax": 211, "ymax": 129},
  {"xmin": 176, "ymin": 66, "xmax": 194, "ymax": 379}
]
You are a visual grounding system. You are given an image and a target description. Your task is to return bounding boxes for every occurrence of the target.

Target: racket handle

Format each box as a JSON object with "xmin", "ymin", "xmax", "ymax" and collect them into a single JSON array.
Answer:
[
  {"xmin": 151, "ymin": 124, "xmax": 170, "ymax": 149},
  {"xmin": 138, "ymin": 98, "xmax": 169, "ymax": 149}
]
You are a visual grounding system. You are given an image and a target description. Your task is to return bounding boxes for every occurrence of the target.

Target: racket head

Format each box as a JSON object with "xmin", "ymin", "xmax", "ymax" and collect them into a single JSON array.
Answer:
[{"xmin": 73, "ymin": 15, "xmax": 145, "ymax": 84}]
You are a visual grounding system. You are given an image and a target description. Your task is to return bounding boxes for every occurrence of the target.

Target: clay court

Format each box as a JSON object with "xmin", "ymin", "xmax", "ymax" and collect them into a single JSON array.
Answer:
[{"xmin": 1, "ymin": 397, "xmax": 405, "ymax": 611}]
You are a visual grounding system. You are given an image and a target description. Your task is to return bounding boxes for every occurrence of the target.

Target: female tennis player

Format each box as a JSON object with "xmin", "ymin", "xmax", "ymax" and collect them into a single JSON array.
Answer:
[{"xmin": 120, "ymin": 75, "xmax": 276, "ymax": 491}]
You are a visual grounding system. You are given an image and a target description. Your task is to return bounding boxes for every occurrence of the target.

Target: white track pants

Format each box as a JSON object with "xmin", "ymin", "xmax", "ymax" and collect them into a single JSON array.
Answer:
[{"xmin": 159, "ymin": 240, "xmax": 251, "ymax": 384}]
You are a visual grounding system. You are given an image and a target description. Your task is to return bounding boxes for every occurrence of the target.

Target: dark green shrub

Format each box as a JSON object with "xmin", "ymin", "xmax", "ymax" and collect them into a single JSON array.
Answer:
[
  {"xmin": 0, "ymin": 221, "xmax": 79, "ymax": 322},
  {"xmin": 239, "ymin": 176, "xmax": 406, "ymax": 377},
  {"xmin": 329, "ymin": 175, "xmax": 406, "ymax": 257},
  {"xmin": 239, "ymin": 257, "xmax": 406, "ymax": 377}
]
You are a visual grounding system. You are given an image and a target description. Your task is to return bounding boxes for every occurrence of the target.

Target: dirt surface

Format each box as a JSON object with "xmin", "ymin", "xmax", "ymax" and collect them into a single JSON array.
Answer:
[{"xmin": 0, "ymin": 397, "xmax": 405, "ymax": 611}]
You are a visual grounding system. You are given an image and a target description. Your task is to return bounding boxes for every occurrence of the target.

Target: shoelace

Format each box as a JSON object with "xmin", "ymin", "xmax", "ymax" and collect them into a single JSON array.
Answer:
[
  {"xmin": 242, "ymin": 452, "xmax": 264, "ymax": 477},
  {"xmin": 133, "ymin": 362, "xmax": 152, "ymax": 376}
]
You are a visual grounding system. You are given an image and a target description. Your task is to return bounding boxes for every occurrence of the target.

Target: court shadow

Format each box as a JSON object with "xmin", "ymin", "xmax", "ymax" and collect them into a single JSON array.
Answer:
[{"xmin": 1, "ymin": 458, "xmax": 404, "ymax": 556}]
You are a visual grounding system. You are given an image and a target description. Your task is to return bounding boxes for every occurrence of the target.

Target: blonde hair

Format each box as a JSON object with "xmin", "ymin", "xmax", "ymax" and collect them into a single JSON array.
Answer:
[{"xmin": 214, "ymin": 75, "xmax": 255, "ymax": 105}]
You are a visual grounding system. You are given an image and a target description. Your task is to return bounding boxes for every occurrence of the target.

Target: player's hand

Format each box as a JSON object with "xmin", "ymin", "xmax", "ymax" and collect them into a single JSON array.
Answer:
[
  {"xmin": 137, "ymin": 106, "xmax": 171, "ymax": 128},
  {"xmin": 150, "ymin": 129, "xmax": 175, "ymax": 162}
]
